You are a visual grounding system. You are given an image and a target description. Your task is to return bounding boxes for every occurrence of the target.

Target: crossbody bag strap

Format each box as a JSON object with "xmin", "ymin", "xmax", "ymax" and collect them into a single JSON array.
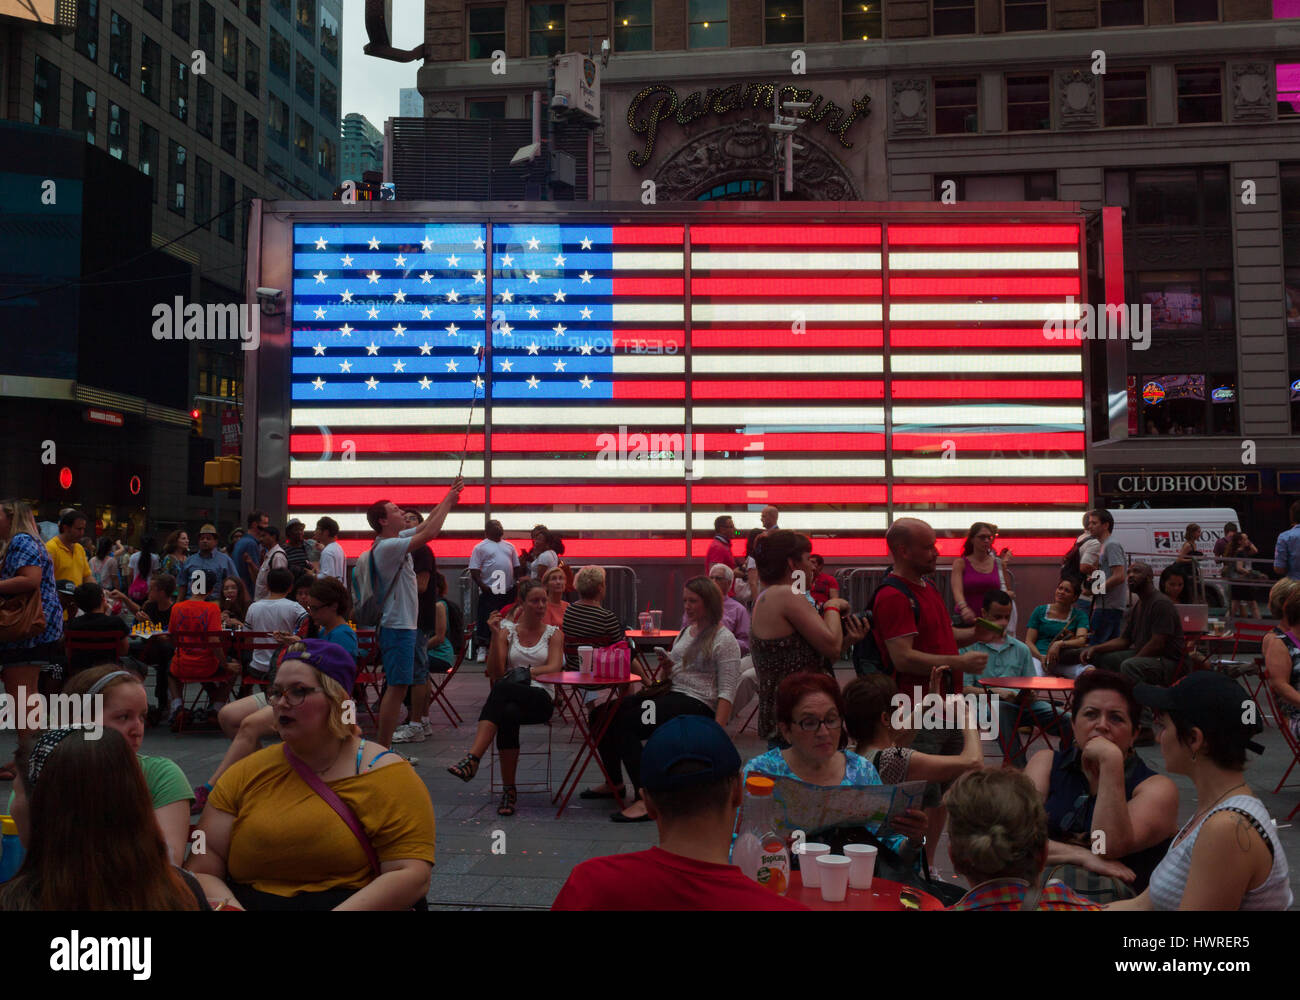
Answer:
[{"xmin": 283, "ymin": 744, "xmax": 382, "ymax": 877}]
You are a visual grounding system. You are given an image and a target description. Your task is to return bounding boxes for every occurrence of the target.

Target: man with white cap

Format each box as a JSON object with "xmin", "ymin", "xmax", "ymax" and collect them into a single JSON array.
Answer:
[{"xmin": 181, "ymin": 525, "xmax": 238, "ymax": 599}]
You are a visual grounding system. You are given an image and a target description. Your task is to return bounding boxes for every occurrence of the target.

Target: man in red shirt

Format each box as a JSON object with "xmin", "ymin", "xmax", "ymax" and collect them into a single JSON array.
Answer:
[
  {"xmin": 704, "ymin": 515, "xmax": 736, "ymax": 578},
  {"xmin": 552, "ymin": 715, "xmax": 807, "ymax": 911},
  {"xmin": 166, "ymin": 576, "xmax": 238, "ymax": 722}
]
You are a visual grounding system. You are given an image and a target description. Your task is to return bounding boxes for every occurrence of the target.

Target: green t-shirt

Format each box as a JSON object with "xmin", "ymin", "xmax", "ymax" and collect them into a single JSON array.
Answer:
[{"xmin": 7, "ymin": 753, "xmax": 191, "ymax": 813}]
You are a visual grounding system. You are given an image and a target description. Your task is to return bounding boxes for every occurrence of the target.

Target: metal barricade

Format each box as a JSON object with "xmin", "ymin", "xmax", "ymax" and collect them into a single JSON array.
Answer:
[{"xmin": 597, "ymin": 564, "xmax": 640, "ymax": 630}]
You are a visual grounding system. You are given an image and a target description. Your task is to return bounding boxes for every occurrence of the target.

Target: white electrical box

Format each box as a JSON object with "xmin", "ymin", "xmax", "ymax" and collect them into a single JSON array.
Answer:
[{"xmin": 552, "ymin": 53, "xmax": 601, "ymax": 123}]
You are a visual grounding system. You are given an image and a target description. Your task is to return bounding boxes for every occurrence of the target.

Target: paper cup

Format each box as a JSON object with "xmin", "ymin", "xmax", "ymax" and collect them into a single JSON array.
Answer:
[
  {"xmin": 578, "ymin": 646, "xmax": 594, "ymax": 672},
  {"xmin": 844, "ymin": 843, "xmax": 878, "ymax": 889},
  {"xmin": 815, "ymin": 855, "xmax": 852, "ymax": 902},
  {"xmin": 795, "ymin": 842, "xmax": 831, "ymax": 886},
  {"xmin": 650, "ymin": 610, "xmax": 663, "ymax": 631}
]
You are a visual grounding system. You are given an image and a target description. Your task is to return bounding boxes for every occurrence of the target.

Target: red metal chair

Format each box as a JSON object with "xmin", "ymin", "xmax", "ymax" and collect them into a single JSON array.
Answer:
[
  {"xmin": 231, "ymin": 631, "xmax": 282, "ymax": 698},
  {"xmin": 169, "ymin": 630, "xmax": 238, "ymax": 733},
  {"xmin": 1205, "ymin": 621, "xmax": 1276, "ymax": 728},
  {"xmin": 427, "ymin": 636, "xmax": 470, "ymax": 727},
  {"xmin": 64, "ymin": 629, "xmax": 130, "ymax": 674},
  {"xmin": 1259, "ymin": 671, "xmax": 1300, "ymax": 821},
  {"xmin": 353, "ymin": 628, "xmax": 383, "ymax": 730},
  {"xmin": 487, "ymin": 720, "xmax": 554, "ymax": 797}
]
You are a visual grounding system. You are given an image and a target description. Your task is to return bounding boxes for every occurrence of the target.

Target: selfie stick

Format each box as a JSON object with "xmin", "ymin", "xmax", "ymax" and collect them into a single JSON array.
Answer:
[{"xmin": 458, "ymin": 344, "xmax": 486, "ymax": 479}]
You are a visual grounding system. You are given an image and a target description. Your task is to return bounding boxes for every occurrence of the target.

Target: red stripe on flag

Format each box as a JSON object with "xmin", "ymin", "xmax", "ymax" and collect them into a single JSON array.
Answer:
[
  {"xmin": 886, "ymin": 225, "xmax": 1080, "ymax": 246},
  {"xmin": 486, "ymin": 432, "xmax": 882, "ymax": 453},
  {"xmin": 291, "ymin": 433, "xmax": 485, "ymax": 453},
  {"xmin": 890, "ymin": 328, "xmax": 1081, "ymax": 348},
  {"xmin": 690, "ymin": 225, "xmax": 882, "ymax": 246},
  {"xmin": 691, "ymin": 380, "xmax": 884, "ymax": 400},
  {"xmin": 609, "ymin": 381, "xmax": 687, "ymax": 399},
  {"xmin": 691, "ymin": 276, "xmax": 882, "ymax": 297},
  {"xmin": 706, "ymin": 432, "xmax": 885, "ymax": 452},
  {"xmin": 691, "ymin": 484, "xmax": 887, "ymax": 504},
  {"xmin": 891, "ymin": 432, "xmax": 1086, "ymax": 451},
  {"xmin": 610, "ymin": 226, "xmax": 685, "ymax": 244},
  {"xmin": 287, "ymin": 486, "xmax": 488, "ymax": 506},
  {"xmin": 490, "ymin": 485, "xmax": 687, "ymax": 504},
  {"xmin": 611, "ymin": 276, "xmax": 685, "ymax": 296},
  {"xmin": 888, "ymin": 276, "xmax": 1080, "ymax": 296},
  {"xmin": 893, "ymin": 484, "xmax": 1090, "ymax": 504},
  {"xmin": 891, "ymin": 379, "xmax": 1083, "ymax": 400},
  {"xmin": 340, "ymin": 538, "xmax": 480, "ymax": 559},
  {"xmin": 691, "ymin": 329, "xmax": 883, "ymax": 348}
]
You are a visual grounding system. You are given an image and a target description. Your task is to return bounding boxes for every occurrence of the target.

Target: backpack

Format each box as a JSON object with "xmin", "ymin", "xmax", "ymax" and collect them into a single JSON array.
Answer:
[
  {"xmin": 851, "ymin": 574, "xmax": 923, "ymax": 677},
  {"xmin": 441, "ymin": 596, "xmax": 465, "ymax": 654},
  {"xmin": 1061, "ymin": 537, "xmax": 1084, "ymax": 579},
  {"xmin": 351, "ymin": 548, "xmax": 400, "ymax": 627}
]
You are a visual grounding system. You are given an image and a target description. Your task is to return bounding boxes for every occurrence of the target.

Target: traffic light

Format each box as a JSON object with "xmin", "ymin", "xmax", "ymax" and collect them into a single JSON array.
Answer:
[
  {"xmin": 204, "ymin": 456, "xmax": 241, "ymax": 488},
  {"xmin": 190, "ymin": 408, "xmax": 203, "ymax": 436}
]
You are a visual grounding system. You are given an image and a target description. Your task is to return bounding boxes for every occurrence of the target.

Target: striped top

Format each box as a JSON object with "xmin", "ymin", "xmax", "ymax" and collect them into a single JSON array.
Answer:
[
  {"xmin": 665, "ymin": 624, "xmax": 742, "ymax": 712},
  {"xmin": 561, "ymin": 602, "xmax": 627, "ymax": 669},
  {"xmin": 1148, "ymin": 795, "xmax": 1292, "ymax": 911}
]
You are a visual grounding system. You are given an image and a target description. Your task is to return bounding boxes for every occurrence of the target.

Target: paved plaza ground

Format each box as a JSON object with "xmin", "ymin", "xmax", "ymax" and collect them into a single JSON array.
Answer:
[{"xmin": 3, "ymin": 661, "xmax": 1298, "ymax": 910}]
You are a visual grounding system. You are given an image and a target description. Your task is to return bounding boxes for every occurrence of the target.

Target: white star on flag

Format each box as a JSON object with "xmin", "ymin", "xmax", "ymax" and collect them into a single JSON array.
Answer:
[
  {"xmin": 500, "ymin": 359, "xmax": 514, "ymax": 372},
  {"xmin": 580, "ymin": 236, "xmax": 593, "ymax": 250},
  {"xmin": 553, "ymin": 254, "xmax": 566, "ymax": 266},
  {"xmin": 339, "ymin": 360, "xmax": 352, "ymax": 372},
  {"xmin": 339, "ymin": 324, "xmax": 353, "ymax": 336},
  {"xmin": 580, "ymin": 307, "xmax": 593, "ymax": 319},
  {"xmin": 473, "ymin": 306, "xmax": 485, "ymax": 319},
  {"xmin": 366, "ymin": 342, "xmax": 380, "ymax": 355},
  {"xmin": 315, "ymin": 237, "xmax": 328, "ymax": 250},
  {"xmin": 500, "ymin": 289, "xmax": 514, "ymax": 303},
  {"xmin": 312, "ymin": 377, "xmax": 326, "ymax": 389},
  {"xmin": 314, "ymin": 271, "xmax": 327, "ymax": 283},
  {"xmin": 421, "ymin": 237, "xmax": 434, "ymax": 251},
  {"xmin": 420, "ymin": 272, "xmax": 433, "ymax": 283},
  {"xmin": 499, "ymin": 322, "xmax": 514, "ymax": 336},
  {"xmin": 554, "ymin": 289, "xmax": 566, "ymax": 302},
  {"xmin": 580, "ymin": 375, "xmax": 593, "ymax": 388},
  {"xmin": 313, "ymin": 342, "xmax": 326, "ymax": 355},
  {"xmin": 473, "ymin": 236, "xmax": 485, "ymax": 250},
  {"xmin": 419, "ymin": 376, "xmax": 432, "ymax": 389},
  {"xmin": 526, "ymin": 376, "xmax": 540, "ymax": 389},
  {"xmin": 527, "ymin": 342, "xmax": 540, "ymax": 355},
  {"xmin": 419, "ymin": 342, "xmax": 433, "ymax": 355},
  {"xmin": 394, "ymin": 254, "xmax": 407, "ymax": 267},
  {"xmin": 553, "ymin": 359, "xmax": 567, "ymax": 371},
  {"xmin": 367, "ymin": 271, "xmax": 380, "ymax": 284},
  {"xmin": 365, "ymin": 377, "xmax": 379, "ymax": 389},
  {"xmin": 527, "ymin": 306, "xmax": 540, "ymax": 319},
  {"xmin": 473, "ymin": 375, "xmax": 485, "ymax": 389},
  {"xmin": 367, "ymin": 307, "xmax": 379, "ymax": 319},
  {"xmin": 393, "ymin": 290, "xmax": 406, "ymax": 303},
  {"xmin": 527, "ymin": 236, "xmax": 540, "ymax": 250},
  {"xmin": 314, "ymin": 307, "xmax": 326, "ymax": 319},
  {"xmin": 579, "ymin": 343, "xmax": 593, "ymax": 355},
  {"xmin": 473, "ymin": 271, "xmax": 485, "ymax": 284},
  {"xmin": 340, "ymin": 254, "xmax": 353, "ymax": 266},
  {"xmin": 392, "ymin": 360, "xmax": 406, "ymax": 372},
  {"xmin": 579, "ymin": 270, "xmax": 593, "ymax": 284},
  {"xmin": 368, "ymin": 237, "xmax": 380, "ymax": 249},
  {"xmin": 446, "ymin": 289, "xmax": 460, "ymax": 302},
  {"xmin": 446, "ymin": 323, "xmax": 460, "ymax": 336},
  {"xmin": 552, "ymin": 323, "xmax": 566, "ymax": 336},
  {"xmin": 447, "ymin": 254, "xmax": 460, "ymax": 267},
  {"xmin": 526, "ymin": 271, "xmax": 540, "ymax": 283},
  {"xmin": 420, "ymin": 307, "xmax": 432, "ymax": 319},
  {"xmin": 445, "ymin": 359, "xmax": 459, "ymax": 372},
  {"xmin": 393, "ymin": 323, "xmax": 406, "ymax": 335},
  {"xmin": 340, "ymin": 290, "xmax": 353, "ymax": 303},
  {"xmin": 500, "ymin": 254, "xmax": 514, "ymax": 267}
]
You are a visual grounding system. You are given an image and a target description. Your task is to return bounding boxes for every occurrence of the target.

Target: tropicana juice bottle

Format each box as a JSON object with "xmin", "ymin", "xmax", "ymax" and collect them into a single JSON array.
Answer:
[{"xmin": 736, "ymin": 775, "xmax": 789, "ymax": 895}]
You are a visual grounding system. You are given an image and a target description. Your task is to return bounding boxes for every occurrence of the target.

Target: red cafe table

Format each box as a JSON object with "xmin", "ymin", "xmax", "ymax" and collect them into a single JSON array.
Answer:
[
  {"xmin": 977, "ymin": 676, "xmax": 1075, "ymax": 763},
  {"xmin": 626, "ymin": 629, "xmax": 680, "ymax": 684},
  {"xmin": 536, "ymin": 671, "xmax": 641, "ymax": 818},
  {"xmin": 786, "ymin": 872, "xmax": 946, "ymax": 911}
]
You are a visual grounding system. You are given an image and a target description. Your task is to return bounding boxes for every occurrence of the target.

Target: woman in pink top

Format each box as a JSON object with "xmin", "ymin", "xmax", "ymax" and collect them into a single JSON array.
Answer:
[
  {"xmin": 950, "ymin": 522, "xmax": 1014, "ymax": 626},
  {"xmin": 542, "ymin": 566, "xmax": 570, "ymax": 628}
]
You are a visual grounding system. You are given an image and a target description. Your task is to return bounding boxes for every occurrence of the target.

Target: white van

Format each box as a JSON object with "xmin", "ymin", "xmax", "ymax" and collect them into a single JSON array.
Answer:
[{"xmin": 1106, "ymin": 507, "xmax": 1240, "ymax": 606}]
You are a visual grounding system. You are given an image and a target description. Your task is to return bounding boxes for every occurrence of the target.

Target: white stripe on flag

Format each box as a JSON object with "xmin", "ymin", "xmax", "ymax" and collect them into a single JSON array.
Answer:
[
  {"xmin": 691, "ymin": 252, "xmax": 882, "ymax": 270},
  {"xmin": 610, "ymin": 252, "xmax": 685, "ymax": 269},
  {"xmin": 888, "ymin": 251, "xmax": 1079, "ymax": 270},
  {"xmin": 612, "ymin": 302, "xmax": 686, "ymax": 321},
  {"xmin": 491, "ymin": 458, "xmax": 886, "ymax": 478},
  {"xmin": 890, "ymin": 354, "xmax": 1082, "ymax": 373},
  {"xmin": 291, "ymin": 408, "xmax": 486, "ymax": 427},
  {"xmin": 919, "ymin": 511, "xmax": 1089, "ymax": 531},
  {"xmin": 490, "ymin": 406, "xmax": 686, "ymax": 424},
  {"xmin": 692, "ymin": 355, "xmax": 883, "ymax": 374},
  {"xmin": 890, "ymin": 303, "xmax": 1082, "ymax": 322},
  {"xmin": 892, "ymin": 404, "xmax": 1083, "ymax": 426},
  {"xmin": 892, "ymin": 458, "xmax": 1086, "ymax": 477},
  {"xmin": 691, "ymin": 511, "xmax": 889, "ymax": 530},
  {"xmin": 291, "ymin": 459, "xmax": 486, "ymax": 479},
  {"xmin": 693, "ymin": 406, "xmax": 884, "ymax": 425},
  {"xmin": 290, "ymin": 511, "xmax": 686, "ymax": 532},
  {"xmin": 693, "ymin": 303, "xmax": 882, "ymax": 322},
  {"xmin": 610, "ymin": 355, "xmax": 687, "ymax": 373}
]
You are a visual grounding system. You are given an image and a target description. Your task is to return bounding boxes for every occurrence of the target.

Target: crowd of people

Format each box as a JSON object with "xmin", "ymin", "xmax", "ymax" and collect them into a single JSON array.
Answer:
[{"xmin": 1, "ymin": 489, "xmax": 1297, "ymax": 912}]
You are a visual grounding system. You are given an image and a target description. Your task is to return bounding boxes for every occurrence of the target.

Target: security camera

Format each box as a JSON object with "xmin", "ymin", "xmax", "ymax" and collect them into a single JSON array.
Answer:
[
  {"xmin": 600, "ymin": 38, "xmax": 610, "ymax": 67},
  {"xmin": 255, "ymin": 287, "xmax": 284, "ymax": 302},
  {"xmin": 511, "ymin": 142, "xmax": 540, "ymax": 166}
]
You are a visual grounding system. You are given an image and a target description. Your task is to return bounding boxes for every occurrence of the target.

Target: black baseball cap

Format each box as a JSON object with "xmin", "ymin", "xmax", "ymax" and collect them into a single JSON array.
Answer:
[
  {"xmin": 1135, "ymin": 671, "xmax": 1265, "ymax": 754},
  {"xmin": 640, "ymin": 716, "xmax": 741, "ymax": 794}
]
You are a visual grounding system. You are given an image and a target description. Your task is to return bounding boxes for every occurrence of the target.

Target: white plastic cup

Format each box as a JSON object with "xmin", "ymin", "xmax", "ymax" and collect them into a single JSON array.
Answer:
[
  {"xmin": 844, "ymin": 843, "xmax": 878, "ymax": 889},
  {"xmin": 815, "ymin": 855, "xmax": 852, "ymax": 902},
  {"xmin": 578, "ymin": 646, "xmax": 594, "ymax": 672},
  {"xmin": 639, "ymin": 613, "xmax": 653, "ymax": 632},
  {"xmin": 650, "ymin": 609, "xmax": 663, "ymax": 631},
  {"xmin": 796, "ymin": 842, "xmax": 831, "ymax": 887}
]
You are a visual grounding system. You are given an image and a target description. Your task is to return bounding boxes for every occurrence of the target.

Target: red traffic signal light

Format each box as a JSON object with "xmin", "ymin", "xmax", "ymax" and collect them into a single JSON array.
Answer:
[
  {"xmin": 58, "ymin": 467, "xmax": 73, "ymax": 490},
  {"xmin": 190, "ymin": 408, "xmax": 203, "ymax": 436}
]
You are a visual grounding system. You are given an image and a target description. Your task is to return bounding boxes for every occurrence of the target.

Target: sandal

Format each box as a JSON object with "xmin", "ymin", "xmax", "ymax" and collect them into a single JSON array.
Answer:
[
  {"xmin": 446, "ymin": 753, "xmax": 480, "ymax": 782},
  {"xmin": 497, "ymin": 786, "xmax": 517, "ymax": 816}
]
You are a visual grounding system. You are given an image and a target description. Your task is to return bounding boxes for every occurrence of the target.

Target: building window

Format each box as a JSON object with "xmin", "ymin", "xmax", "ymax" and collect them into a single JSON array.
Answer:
[
  {"xmin": 933, "ymin": 0, "xmax": 976, "ymax": 35},
  {"xmin": 222, "ymin": 20, "xmax": 238, "ymax": 78},
  {"xmin": 270, "ymin": 27, "xmax": 289, "ymax": 77},
  {"xmin": 318, "ymin": 136, "xmax": 336, "ymax": 179},
  {"xmin": 295, "ymin": 115, "xmax": 312, "ymax": 163},
  {"xmin": 936, "ymin": 172, "xmax": 1056, "ymax": 200},
  {"xmin": 1174, "ymin": 0, "xmax": 1217, "ymax": 20},
  {"xmin": 468, "ymin": 97, "xmax": 507, "ymax": 118},
  {"xmin": 1099, "ymin": 0, "xmax": 1143, "ymax": 24},
  {"xmin": 109, "ymin": 11, "xmax": 131, "ymax": 83},
  {"xmin": 296, "ymin": 0, "xmax": 313, "ymax": 41},
  {"xmin": 614, "ymin": 0, "xmax": 652, "ymax": 50},
  {"xmin": 142, "ymin": 0, "xmax": 162, "ymax": 18},
  {"xmin": 1102, "ymin": 68, "xmax": 1147, "ymax": 126},
  {"xmin": 764, "ymin": 0, "xmax": 803, "ymax": 43},
  {"xmin": 528, "ymin": 3, "xmax": 565, "ymax": 56},
  {"xmin": 34, "ymin": 56, "xmax": 61, "ymax": 127},
  {"xmin": 296, "ymin": 50, "xmax": 315, "ymax": 102},
  {"xmin": 196, "ymin": 77, "xmax": 214, "ymax": 137},
  {"xmin": 1138, "ymin": 371, "xmax": 1236, "ymax": 436},
  {"xmin": 218, "ymin": 171, "xmax": 235, "ymax": 241},
  {"xmin": 247, "ymin": 0, "xmax": 260, "ymax": 24},
  {"xmin": 198, "ymin": 1, "xmax": 215, "ymax": 55},
  {"xmin": 269, "ymin": 94, "xmax": 289, "ymax": 145},
  {"xmin": 243, "ymin": 112, "xmax": 259, "ymax": 167},
  {"xmin": 1109, "ymin": 166, "xmax": 1231, "ymax": 228},
  {"xmin": 73, "ymin": 80, "xmax": 96, "ymax": 144},
  {"xmin": 934, "ymin": 76, "xmax": 978, "ymax": 134},
  {"xmin": 76, "ymin": 0, "xmax": 100, "ymax": 62},
  {"xmin": 1177, "ymin": 65, "xmax": 1222, "ymax": 123},
  {"xmin": 841, "ymin": 0, "xmax": 881, "ymax": 39},
  {"xmin": 170, "ymin": 57, "xmax": 188, "ymax": 121},
  {"xmin": 138, "ymin": 123, "xmax": 159, "ymax": 200},
  {"xmin": 272, "ymin": 0, "xmax": 288, "ymax": 20},
  {"xmin": 320, "ymin": 7, "xmax": 339, "ymax": 65},
  {"xmin": 140, "ymin": 36, "xmax": 161, "ymax": 102},
  {"xmin": 1003, "ymin": 0, "xmax": 1046, "ymax": 30},
  {"xmin": 245, "ymin": 39, "xmax": 260, "ymax": 95},
  {"xmin": 171, "ymin": 0, "xmax": 189, "ymax": 39},
  {"xmin": 1006, "ymin": 74, "xmax": 1050, "ymax": 130},
  {"xmin": 320, "ymin": 76, "xmax": 338, "ymax": 123},
  {"xmin": 107, "ymin": 103, "xmax": 129, "ymax": 158},
  {"xmin": 194, "ymin": 156, "xmax": 212, "ymax": 226},
  {"xmin": 221, "ymin": 94, "xmax": 237, "ymax": 154},
  {"xmin": 168, "ymin": 140, "xmax": 186, "ymax": 215},
  {"xmin": 688, "ymin": 0, "xmax": 727, "ymax": 47},
  {"xmin": 468, "ymin": 5, "xmax": 506, "ymax": 58}
]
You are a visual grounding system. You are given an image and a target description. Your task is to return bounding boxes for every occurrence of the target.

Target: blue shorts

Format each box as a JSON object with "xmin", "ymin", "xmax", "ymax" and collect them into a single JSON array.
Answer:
[
  {"xmin": 379, "ymin": 627, "xmax": 418, "ymax": 686},
  {"xmin": 412, "ymin": 629, "xmax": 430, "ymax": 685}
]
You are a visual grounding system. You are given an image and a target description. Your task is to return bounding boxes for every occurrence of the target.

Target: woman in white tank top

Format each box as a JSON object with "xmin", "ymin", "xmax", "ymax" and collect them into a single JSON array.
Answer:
[{"xmin": 1106, "ymin": 672, "xmax": 1292, "ymax": 911}]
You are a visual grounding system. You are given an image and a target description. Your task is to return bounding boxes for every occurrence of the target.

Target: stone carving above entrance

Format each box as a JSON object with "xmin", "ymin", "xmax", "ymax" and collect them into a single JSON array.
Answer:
[
  {"xmin": 1230, "ymin": 62, "xmax": 1273, "ymax": 123},
  {"xmin": 1057, "ymin": 69, "xmax": 1097, "ymax": 129},
  {"xmin": 890, "ymin": 79, "xmax": 928, "ymax": 136},
  {"xmin": 652, "ymin": 120, "xmax": 860, "ymax": 201}
]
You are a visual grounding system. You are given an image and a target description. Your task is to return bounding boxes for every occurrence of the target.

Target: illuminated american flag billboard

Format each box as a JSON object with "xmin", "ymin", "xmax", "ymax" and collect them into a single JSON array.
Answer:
[{"xmin": 282, "ymin": 212, "xmax": 1088, "ymax": 561}]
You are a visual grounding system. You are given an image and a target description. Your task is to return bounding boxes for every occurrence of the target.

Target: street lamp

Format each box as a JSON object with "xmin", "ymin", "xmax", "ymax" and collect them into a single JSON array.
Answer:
[{"xmin": 768, "ymin": 99, "xmax": 812, "ymax": 201}]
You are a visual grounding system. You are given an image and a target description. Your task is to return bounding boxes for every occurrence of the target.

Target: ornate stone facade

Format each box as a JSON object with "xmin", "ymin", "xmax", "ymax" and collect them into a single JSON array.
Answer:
[
  {"xmin": 1057, "ymin": 69, "xmax": 1098, "ymax": 129},
  {"xmin": 890, "ymin": 78, "xmax": 928, "ymax": 136},
  {"xmin": 1229, "ymin": 62, "xmax": 1274, "ymax": 123}
]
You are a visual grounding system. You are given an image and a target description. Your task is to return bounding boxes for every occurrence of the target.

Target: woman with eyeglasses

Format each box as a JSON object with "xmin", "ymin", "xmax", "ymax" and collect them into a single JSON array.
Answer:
[
  {"xmin": 950, "ymin": 522, "xmax": 1014, "ymax": 628},
  {"xmin": 1023, "ymin": 669, "xmax": 1178, "ymax": 903},
  {"xmin": 741, "ymin": 671, "xmax": 927, "ymax": 853},
  {"xmin": 187, "ymin": 640, "xmax": 435, "ymax": 910},
  {"xmin": 589, "ymin": 577, "xmax": 742, "ymax": 822}
]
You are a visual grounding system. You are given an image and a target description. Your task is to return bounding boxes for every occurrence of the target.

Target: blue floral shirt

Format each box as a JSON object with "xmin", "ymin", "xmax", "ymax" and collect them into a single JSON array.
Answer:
[{"xmin": 1, "ymin": 533, "xmax": 63, "ymax": 648}]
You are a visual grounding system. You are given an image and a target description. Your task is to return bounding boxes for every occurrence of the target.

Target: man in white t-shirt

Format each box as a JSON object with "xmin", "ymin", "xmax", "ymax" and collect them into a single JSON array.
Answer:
[
  {"xmin": 469, "ymin": 519, "xmax": 521, "ymax": 662},
  {"xmin": 314, "ymin": 516, "xmax": 346, "ymax": 582},
  {"xmin": 253, "ymin": 525, "xmax": 290, "ymax": 601},
  {"xmin": 243, "ymin": 567, "xmax": 310, "ymax": 675},
  {"xmin": 364, "ymin": 477, "xmax": 463, "ymax": 752}
]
